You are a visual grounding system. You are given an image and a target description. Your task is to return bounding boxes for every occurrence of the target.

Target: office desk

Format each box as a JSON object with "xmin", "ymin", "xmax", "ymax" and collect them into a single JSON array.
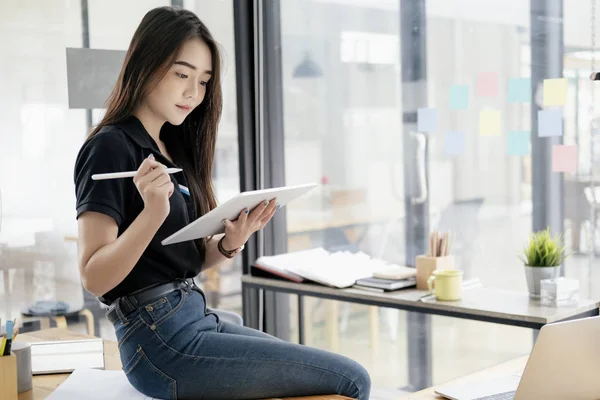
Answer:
[
  {"xmin": 15, "ymin": 328, "xmax": 351, "ymax": 400},
  {"xmin": 241, "ymin": 275, "xmax": 599, "ymax": 391},
  {"xmin": 402, "ymin": 356, "xmax": 529, "ymax": 399}
]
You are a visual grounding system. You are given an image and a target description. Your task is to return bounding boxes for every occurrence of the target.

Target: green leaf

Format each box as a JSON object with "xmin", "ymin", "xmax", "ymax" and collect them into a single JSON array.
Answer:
[{"xmin": 519, "ymin": 227, "xmax": 569, "ymax": 267}]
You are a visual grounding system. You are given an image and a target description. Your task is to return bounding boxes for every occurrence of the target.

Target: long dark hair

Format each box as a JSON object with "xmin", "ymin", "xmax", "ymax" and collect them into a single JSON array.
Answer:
[{"xmin": 89, "ymin": 6, "xmax": 222, "ymax": 259}]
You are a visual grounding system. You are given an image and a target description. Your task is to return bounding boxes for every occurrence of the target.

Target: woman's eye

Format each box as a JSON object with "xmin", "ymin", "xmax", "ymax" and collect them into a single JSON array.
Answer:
[
  {"xmin": 177, "ymin": 73, "xmax": 188, "ymax": 79},
  {"xmin": 199, "ymin": 81, "xmax": 207, "ymax": 87}
]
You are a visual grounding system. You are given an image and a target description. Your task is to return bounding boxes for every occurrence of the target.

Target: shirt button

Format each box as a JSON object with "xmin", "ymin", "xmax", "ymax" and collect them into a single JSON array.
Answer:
[{"xmin": 150, "ymin": 325, "xmax": 156, "ymax": 331}]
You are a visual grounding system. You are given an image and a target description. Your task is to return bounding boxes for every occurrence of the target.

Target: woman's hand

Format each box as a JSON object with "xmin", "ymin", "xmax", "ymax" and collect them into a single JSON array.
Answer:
[
  {"xmin": 133, "ymin": 154, "xmax": 174, "ymax": 222},
  {"xmin": 221, "ymin": 198, "xmax": 279, "ymax": 250}
]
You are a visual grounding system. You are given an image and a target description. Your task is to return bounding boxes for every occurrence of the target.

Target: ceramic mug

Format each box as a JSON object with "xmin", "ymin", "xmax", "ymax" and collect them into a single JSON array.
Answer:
[{"xmin": 427, "ymin": 269, "xmax": 463, "ymax": 301}]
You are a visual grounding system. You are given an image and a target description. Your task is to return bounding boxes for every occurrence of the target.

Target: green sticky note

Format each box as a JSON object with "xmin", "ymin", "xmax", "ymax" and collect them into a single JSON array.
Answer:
[
  {"xmin": 450, "ymin": 85, "xmax": 469, "ymax": 110},
  {"xmin": 507, "ymin": 131, "xmax": 530, "ymax": 156},
  {"xmin": 508, "ymin": 78, "xmax": 531, "ymax": 103}
]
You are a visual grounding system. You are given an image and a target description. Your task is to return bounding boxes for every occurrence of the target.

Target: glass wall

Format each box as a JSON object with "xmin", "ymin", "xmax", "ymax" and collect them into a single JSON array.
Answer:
[
  {"xmin": 0, "ymin": 1, "xmax": 240, "ymax": 336},
  {"xmin": 0, "ymin": 0, "xmax": 90, "ymax": 329},
  {"xmin": 563, "ymin": 2, "xmax": 600, "ymax": 295},
  {"xmin": 276, "ymin": 0, "xmax": 600, "ymax": 391}
]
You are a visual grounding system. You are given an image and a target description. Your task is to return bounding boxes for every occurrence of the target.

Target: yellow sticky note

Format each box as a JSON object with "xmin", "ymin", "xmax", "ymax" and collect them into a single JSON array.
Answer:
[
  {"xmin": 543, "ymin": 78, "xmax": 567, "ymax": 107},
  {"xmin": 479, "ymin": 109, "xmax": 501, "ymax": 136}
]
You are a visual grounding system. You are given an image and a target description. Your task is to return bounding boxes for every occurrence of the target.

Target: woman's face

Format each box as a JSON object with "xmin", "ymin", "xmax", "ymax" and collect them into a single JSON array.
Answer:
[{"xmin": 144, "ymin": 37, "xmax": 213, "ymax": 126}]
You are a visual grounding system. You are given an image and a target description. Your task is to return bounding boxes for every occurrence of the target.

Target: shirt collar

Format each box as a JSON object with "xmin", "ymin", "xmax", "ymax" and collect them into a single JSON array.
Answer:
[
  {"xmin": 120, "ymin": 115, "xmax": 160, "ymax": 151},
  {"xmin": 121, "ymin": 115, "xmax": 182, "ymax": 169}
]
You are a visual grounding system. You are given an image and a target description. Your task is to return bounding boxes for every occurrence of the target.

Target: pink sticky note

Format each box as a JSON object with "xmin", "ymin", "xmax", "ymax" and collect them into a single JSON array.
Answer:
[
  {"xmin": 477, "ymin": 72, "xmax": 499, "ymax": 97},
  {"xmin": 552, "ymin": 145, "xmax": 577, "ymax": 173}
]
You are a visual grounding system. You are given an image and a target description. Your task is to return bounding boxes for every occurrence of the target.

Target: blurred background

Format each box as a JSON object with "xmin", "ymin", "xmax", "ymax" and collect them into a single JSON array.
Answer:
[{"xmin": 1, "ymin": 0, "xmax": 600, "ymax": 397}]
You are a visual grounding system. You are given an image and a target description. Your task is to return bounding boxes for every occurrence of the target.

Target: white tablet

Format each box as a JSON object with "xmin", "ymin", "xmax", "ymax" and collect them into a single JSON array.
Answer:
[{"xmin": 161, "ymin": 183, "xmax": 317, "ymax": 245}]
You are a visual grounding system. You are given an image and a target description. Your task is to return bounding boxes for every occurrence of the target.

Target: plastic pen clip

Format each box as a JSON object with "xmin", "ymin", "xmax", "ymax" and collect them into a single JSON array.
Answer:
[{"xmin": 179, "ymin": 184, "xmax": 190, "ymax": 196}]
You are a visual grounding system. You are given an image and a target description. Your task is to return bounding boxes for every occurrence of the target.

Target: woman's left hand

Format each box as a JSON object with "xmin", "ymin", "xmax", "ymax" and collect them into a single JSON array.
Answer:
[{"xmin": 221, "ymin": 198, "xmax": 279, "ymax": 250}]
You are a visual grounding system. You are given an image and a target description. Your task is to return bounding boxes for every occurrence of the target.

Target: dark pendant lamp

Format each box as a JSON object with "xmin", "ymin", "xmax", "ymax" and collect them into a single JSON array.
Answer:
[{"xmin": 293, "ymin": 51, "xmax": 323, "ymax": 78}]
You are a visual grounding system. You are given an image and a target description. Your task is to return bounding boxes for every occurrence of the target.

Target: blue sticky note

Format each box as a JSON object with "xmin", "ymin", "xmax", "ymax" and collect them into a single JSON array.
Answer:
[
  {"xmin": 508, "ymin": 78, "xmax": 531, "ymax": 103},
  {"xmin": 418, "ymin": 108, "xmax": 437, "ymax": 133},
  {"xmin": 449, "ymin": 85, "xmax": 469, "ymax": 110},
  {"xmin": 507, "ymin": 131, "xmax": 530, "ymax": 156},
  {"xmin": 445, "ymin": 131, "xmax": 465, "ymax": 156},
  {"xmin": 538, "ymin": 109, "xmax": 563, "ymax": 137}
]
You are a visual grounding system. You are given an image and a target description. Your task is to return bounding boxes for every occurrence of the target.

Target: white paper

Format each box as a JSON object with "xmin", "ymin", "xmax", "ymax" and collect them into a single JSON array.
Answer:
[{"xmin": 46, "ymin": 368, "xmax": 159, "ymax": 400}]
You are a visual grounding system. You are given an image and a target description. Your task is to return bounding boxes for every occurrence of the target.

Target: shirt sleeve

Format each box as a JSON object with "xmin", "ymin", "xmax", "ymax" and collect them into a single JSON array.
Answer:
[{"xmin": 74, "ymin": 130, "xmax": 137, "ymax": 226}]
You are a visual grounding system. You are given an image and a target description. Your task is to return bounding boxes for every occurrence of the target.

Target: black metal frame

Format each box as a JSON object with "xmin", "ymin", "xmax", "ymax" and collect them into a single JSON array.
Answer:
[
  {"xmin": 234, "ymin": 0, "xmax": 259, "ymax": 276},
  {"xmin": 400, "ymin": 1, "xmax": 432, "ymax": 391},
  {"xmin": 234, "ymin": 0, "xmax": 291, "ymax": 339},
  {"xmin": 530, "ymin": 0, "xmax": 565, "ymax": 254}
]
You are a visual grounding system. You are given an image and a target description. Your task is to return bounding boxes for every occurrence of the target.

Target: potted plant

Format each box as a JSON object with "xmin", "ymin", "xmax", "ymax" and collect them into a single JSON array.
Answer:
[{"xmin": 519, "ymin": 228, "xmax": 569, "ymax": 298}]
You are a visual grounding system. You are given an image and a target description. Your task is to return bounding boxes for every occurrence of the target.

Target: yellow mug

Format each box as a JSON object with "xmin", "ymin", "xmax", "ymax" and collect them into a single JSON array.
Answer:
[{"xmin": 427, "ymin": 269, "xmax": 463, "ymax": 301}]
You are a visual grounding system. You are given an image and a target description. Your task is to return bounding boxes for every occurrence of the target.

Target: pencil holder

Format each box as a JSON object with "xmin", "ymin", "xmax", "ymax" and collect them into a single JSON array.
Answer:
[
  {"xmin": 0, "ymin": 352, "xmax": 18, "ymax": 400},
  {"xmin": 416, "ymin": 255, "xmax": 455, "ymax": 290}
]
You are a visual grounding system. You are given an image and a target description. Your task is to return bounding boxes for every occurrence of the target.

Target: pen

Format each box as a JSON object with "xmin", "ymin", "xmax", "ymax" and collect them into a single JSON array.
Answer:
[
  {"xmin": 3, "ymin": 320, "xmax": 13, "ymax": 356},
  {"xmin": 92, "ymin": 168, "xmax": 182, "ymax": 181}
]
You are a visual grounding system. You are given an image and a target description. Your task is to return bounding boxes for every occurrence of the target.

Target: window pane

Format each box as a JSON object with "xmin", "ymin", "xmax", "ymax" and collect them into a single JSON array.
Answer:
[
  {"xmin": 0, "ymin": 1, "xmax": 87, "ymax": 326},
  {"xmin": 277, "ymin": 0, "xmax": 542, "ymax": 391}
]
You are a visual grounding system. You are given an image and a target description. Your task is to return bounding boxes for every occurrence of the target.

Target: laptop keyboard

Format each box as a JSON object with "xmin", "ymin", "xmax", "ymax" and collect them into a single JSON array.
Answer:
[{"xmin": 474, "ymin": 391, "xmax": 516, "ymax": 400}]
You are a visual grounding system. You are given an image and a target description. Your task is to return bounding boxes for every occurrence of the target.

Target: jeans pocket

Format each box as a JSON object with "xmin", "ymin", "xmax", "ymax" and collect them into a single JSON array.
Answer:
[
  {"xmin": 116, "ymin": 317, "xmax": 144, "ymax": 349},
  {"xmin": 123, "ymin": 345, "xmax": 177, "ymax": 400},
  {"xmin": 144, "ymin": 295, "xmax": 174, "ymax": 322},
  {"xmin": 142, "ymin": 289, "xmax": 186, "ymax": 328}
]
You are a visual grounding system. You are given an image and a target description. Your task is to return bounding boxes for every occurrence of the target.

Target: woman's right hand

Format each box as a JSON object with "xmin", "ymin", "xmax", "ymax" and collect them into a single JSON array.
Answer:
[{"xmin": 133, "ymin": 155, "xmax": 174, "ymax": 221}]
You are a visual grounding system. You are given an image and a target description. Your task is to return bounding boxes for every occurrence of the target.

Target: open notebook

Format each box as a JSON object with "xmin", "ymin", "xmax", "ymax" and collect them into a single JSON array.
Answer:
[
  {"xmin": 47, "ymin": 368, "xmax": 159, "ymax": 400},
  {"xmin": 253, "ymin": 248, "xmax": 415, "ymax": 288}
]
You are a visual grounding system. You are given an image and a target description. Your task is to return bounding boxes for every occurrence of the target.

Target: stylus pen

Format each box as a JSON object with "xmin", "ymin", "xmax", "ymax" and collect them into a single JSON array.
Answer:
[{"xmin": 92, "ymin": 168, "xmax": 182, "ymax": 180}]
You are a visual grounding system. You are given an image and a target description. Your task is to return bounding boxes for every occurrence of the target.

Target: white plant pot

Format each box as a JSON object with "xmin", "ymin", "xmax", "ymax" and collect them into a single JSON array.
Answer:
[{"xmin": 524, "ymin": 265, "xmax": 561, "ymax": 298}]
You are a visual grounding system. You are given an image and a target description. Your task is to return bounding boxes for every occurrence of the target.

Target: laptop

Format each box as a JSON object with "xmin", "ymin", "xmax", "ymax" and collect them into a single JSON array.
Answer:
[{"xmin": 434, "ymin": 315, "xmax": 600, "ymax": 400}]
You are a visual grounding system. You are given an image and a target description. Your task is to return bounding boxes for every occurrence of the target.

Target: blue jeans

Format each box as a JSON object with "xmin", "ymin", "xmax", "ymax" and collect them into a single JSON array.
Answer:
[{"xmin": 111, "ymin": 284, "xmax": 371, "ymax": 400}]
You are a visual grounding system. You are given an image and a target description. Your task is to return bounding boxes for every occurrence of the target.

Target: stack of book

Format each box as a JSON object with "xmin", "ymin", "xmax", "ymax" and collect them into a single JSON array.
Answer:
[{"xmin": 22, "ymin": 330, "xmax": 105, "ymax": 375}]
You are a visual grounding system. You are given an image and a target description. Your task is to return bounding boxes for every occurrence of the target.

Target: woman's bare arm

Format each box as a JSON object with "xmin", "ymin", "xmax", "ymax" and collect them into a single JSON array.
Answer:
[
  {"xmin": 77, "ymin": 158, "xmax": 173, "ymax": 297},
  {"xmin": 77, "ymin": 209, "xmax": 165, "ymax": 296},
  {"xmin": 202, "ymin": 234, "xmax": 232, "ymax": 270}
]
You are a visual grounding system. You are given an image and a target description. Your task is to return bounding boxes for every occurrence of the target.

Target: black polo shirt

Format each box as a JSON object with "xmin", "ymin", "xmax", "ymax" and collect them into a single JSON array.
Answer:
[{"xmin": 74, "ymin": 115, "xmax": 202, "ymax": 305}]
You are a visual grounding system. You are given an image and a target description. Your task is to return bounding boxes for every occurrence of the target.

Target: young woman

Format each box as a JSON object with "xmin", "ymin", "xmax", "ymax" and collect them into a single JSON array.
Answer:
[{"xmin": 74, "ymin": 6, "xmax": 370, "ymax": 400}]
